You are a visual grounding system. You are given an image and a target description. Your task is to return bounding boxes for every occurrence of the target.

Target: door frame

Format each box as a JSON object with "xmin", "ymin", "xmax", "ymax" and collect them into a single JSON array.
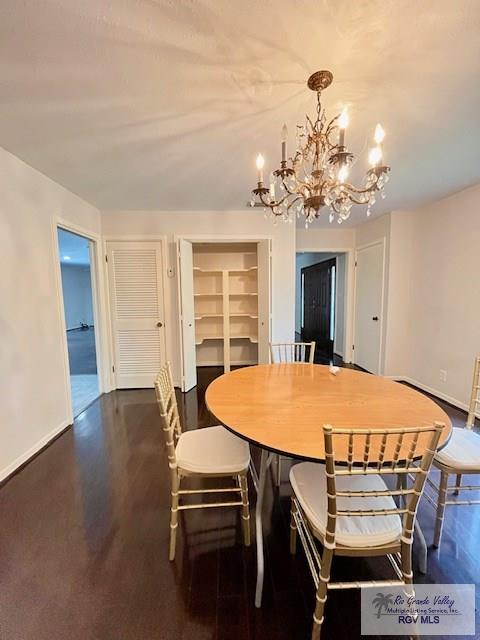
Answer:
[
  {"xmin": 102, "ymin": 235, "xmax": 169, "ymax": 391},
  {"xmin": 52, "ymin": 217, "xmax": 109, "ymax": 424},
  {"xmin": 295, "ymin": 247, "xmax": 354, "ymax": 363},
  {"xmin": 301, "ymin": 258, "xmax": 336, "ymax": 352},
  {"xmin": 175, "ymin": 234, "xmax": 273, "ymax": 389},
  {"xmin": 352, "ymin": 238, "xmax": 386, "ymax": 375}
]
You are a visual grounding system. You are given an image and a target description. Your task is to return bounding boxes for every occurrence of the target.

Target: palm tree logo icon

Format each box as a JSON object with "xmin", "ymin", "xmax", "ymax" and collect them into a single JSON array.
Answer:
[{"xmin": 372, "ymin": 592, "xmax": 394, "ymax": 618}]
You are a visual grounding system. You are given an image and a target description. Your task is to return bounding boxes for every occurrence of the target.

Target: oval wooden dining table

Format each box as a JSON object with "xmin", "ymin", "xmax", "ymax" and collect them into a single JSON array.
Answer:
[{"xmin": 206, "ymin": 363, "xmax": 452, "ymax": 607}]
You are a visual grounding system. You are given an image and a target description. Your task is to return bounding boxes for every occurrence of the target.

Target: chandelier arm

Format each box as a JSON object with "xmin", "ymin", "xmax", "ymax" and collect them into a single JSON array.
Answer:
[
  {"xmin": 280, "ymin": 173, "xmax": 312, "ymax": 197},
  {"xmin": 257, "ymin": 191, "xmax": 291, "ymax": 210},
  {"xmin": 286, "ymin": 196, "xmax": 303, "ymax": 214},
  {"xmin": 343, "ymin": 193, "xmax": 371, "ymax": 206},
  {"xmin": 330, "ymin": 187, "xmax": 371, "ymax": 206},
  {"xmin": 339, "ymin": 181, "xmax": 378, "ymax": 195}
]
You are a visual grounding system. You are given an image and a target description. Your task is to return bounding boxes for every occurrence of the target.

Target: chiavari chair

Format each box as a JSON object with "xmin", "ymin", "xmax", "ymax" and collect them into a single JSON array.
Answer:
[
  {"xmin": 155, "ymin": 362, "xmax": 251, "ymax": 560},
  {"xmin": 289, "ymin": 422, "xmax": 444, "ymax": 640},
  {"xmin": 425, "ymin": 356, "xmax": 480, "ymax": 547}
]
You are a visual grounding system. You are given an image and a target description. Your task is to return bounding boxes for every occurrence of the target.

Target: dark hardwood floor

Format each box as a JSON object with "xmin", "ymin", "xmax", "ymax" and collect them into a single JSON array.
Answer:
[{"xmin": 1, "ymin": 367, "xmax": 479, "ymax": 640}]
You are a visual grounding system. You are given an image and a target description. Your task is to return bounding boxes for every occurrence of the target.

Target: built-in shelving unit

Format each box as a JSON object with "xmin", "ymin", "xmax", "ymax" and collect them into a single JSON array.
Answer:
[
  {"xmin": 178, "ymin": 238, "xmax": 271, "ymax": 389},
  {"xmin": 192, "ymin": 243, "xmax": 261, "ymax": 370}
]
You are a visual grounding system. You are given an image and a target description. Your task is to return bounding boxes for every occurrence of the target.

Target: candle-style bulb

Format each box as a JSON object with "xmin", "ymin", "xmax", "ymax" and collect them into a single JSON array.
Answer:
[
  {"xmin": 338, "ymin": 108, "xmax": 348, "ymax": 148},
  {"xmin": 281, "ymin": 124, "xmax": 288, "ymax": 162},
  {"xmin": 374, "ymin": 123, "xmax": 385, "ymax": 144},
  {"xmin": 368, "ymin": 146, "xmax": 382, "ymax": 167},
  {"xmin": 256, "ymin": 153, "xmax": 265, "ymax": 183},
  {"xmin": 338, "ymin": 164, "xmax": 349, "ymax": 183},
  {"xmin": 338, "ymin": 108, "xmax": 349, "ymax": 130}
]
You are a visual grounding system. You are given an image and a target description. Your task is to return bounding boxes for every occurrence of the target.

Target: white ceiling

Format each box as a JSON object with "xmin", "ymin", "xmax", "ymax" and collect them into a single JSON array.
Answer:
[{"xmin": 1, "ymin": 0, "xmax": 480, "ymax": 226}]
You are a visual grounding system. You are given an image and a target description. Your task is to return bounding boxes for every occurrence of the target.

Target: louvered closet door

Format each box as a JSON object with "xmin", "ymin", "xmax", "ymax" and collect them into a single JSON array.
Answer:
[{"xmin": 107, "ymin": 241, "xmax": 166, "ymax": 388}]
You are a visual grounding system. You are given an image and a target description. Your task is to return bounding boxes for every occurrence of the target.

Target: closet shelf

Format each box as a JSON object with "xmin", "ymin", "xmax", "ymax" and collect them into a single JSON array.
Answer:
[
  {"xmin": 195, "ymin": 335, "xmax": 224, "ymax": 345},
  {"xmin": 229, "ymin": 266, "xmax": 258, "ymax": 273},
  {"xmin": 193, "ymin": 292, "xmax": 223, "ymax": 297},
  {"xmin": 230, "ymin": 335, "xmax": 258, "ymax": 344},
  {"xmin": 195, "ymin": 313, "xmax": 223, "ymax": 320},
  {"xmin": 194, "ymin": 267, "xmax": 257, "ymax": 274},
  {"xmin": 229, "ymin": 313, "xmax": 258, "ymax": 319},
  {"xmin": 229, "ymin": 292, "xmax": 258, "ymax": 297},
  {"xmin": 193, "ymin": 267, "xmax": 222, "ymax": 274}
]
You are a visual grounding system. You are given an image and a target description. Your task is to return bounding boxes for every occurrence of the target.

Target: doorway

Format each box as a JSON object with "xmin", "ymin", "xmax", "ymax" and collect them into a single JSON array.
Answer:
[
  {"xmin": 301, "ymin": 258, "xmax": 336, "ymax": 356},
  {"xmin": 295, "ymin": 252, "xmax": 347, "ymax": 363},
  {"xmin": 58, "ymin": 228, "xmax": 99, "ymax": 416},
  {"xmin": 353, "ymin": 241, "xmax": 385, "ymax": 374}
]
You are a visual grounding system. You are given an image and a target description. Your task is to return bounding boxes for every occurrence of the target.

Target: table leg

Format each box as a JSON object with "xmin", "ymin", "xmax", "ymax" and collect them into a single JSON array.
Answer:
[{"xmin": 254, "ymin": 449, "xmax": 274, "ymax": 608}]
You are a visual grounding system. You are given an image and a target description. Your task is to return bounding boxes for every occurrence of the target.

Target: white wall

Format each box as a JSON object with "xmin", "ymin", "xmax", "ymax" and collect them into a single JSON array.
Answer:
[
  {"xmin": 296, "ymin": 226, "xmax": 355, "ymax": 252},
  {"xmin": 60, "ymin": 263, "xmax": 94, "ymax": 329},
  {"xmin": 0, "ymin": 146, "xmax": 100, "ymax": 480},
  {"xmin": 384, "ymin": 211, "xmax": 416, "ymax": 377},
  {"xmin": 384, "ymin": 185, "xmax": 480, "ymax": 410},
  {"xmin": 101, "ymin": 210, "xmax": 296, "ymax": 384}
]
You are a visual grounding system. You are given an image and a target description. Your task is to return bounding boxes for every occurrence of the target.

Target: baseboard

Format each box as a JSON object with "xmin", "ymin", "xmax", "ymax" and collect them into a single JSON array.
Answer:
[
  {"xmin": 334, "ymin": 350, "xmax": 344, "ymax": 359},
  {"xmin": 385, "ymin": 375, "xmax": 479, "ymax": 419},
  {"xmin": 0, "ymin": 418, "xmax": 72, "ymax": 484}
]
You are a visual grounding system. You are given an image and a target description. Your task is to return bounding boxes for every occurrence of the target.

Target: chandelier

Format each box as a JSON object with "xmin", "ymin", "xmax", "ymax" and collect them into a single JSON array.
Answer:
[{"xmin": 249, "ymin": 70, "xmax": 391, "ymax": 225}]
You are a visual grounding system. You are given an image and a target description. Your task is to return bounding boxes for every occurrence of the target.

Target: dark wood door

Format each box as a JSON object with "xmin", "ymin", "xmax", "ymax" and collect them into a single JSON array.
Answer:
[{"xmin": 301, "ymin": 259, "xmax": 335, "ymax": 355}]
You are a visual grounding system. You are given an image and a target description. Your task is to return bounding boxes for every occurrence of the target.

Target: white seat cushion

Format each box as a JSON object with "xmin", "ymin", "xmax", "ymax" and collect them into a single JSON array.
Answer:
[
  {"xmin": 176, "ymin": 425, "xmax": 250, "ymax": 474},
  {"xmin": 434, "ymin": 427, "xmax": 480, "ymax": 471},
  {"xmin": 290, "ymin": 463, "xmax": 402, "ymax": 548}
]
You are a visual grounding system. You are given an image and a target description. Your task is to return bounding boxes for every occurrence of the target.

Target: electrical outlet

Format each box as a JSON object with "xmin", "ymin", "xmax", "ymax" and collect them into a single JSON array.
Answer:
[{"xmin": 440, "ymin": 369, "xmax": 447, "ymax": 383}]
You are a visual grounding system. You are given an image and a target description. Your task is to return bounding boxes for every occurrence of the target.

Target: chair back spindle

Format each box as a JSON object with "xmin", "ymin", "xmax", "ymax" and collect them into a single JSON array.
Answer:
[
  {"xmin": 322, "ymin": 423, "xmax": 445, "ymax": 547},
  {"xmin": 467, "ymin": 356, "xmax": 480, "ymax": 428},
  {"xmin": 154, "ymin": 362, "xmax": 182, "ymax": 469},
  {"xmin": 270, "ymin": 341, "xmax": 315, "ymax": 364}
]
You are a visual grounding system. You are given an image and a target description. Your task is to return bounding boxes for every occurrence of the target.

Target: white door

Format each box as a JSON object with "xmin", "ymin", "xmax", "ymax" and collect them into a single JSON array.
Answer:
[
  {"xmin": 257, "ymin": 239, "xmax": 272, "ymax": 364},
  {"xmin": 107, "ymin": 241, "xmax": 166, "ymax": 388},
  {"xmin": 177, "ymin": 239, "xmax": 197, "ymax": 391},
  {"xmin": 353, "ymin": 241, "xmax": 384, "ymax": 374}
]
